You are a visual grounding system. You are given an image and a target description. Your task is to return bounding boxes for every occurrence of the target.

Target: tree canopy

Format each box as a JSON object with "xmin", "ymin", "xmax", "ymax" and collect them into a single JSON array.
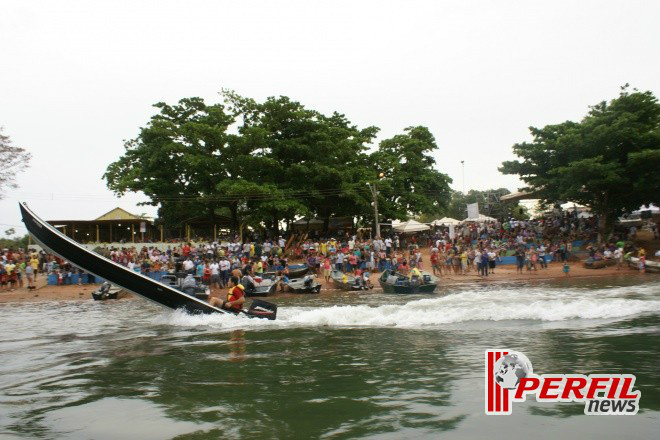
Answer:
[
  {"xmin": 104, "ymin": 92, "xmax": 452, "ymax": 236},
  {"xmin": 0, "ymin": 127, "xmax": 31, "ymax": 199},
  {"xmin": 500, "ymin": 86, "xmax": 660, "ymax": 237}
]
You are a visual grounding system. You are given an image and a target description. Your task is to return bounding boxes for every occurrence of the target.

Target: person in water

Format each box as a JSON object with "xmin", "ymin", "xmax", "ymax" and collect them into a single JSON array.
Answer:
[{"xmin": 209, "ymin": 276, "xmax": 245, "ymax": 311}]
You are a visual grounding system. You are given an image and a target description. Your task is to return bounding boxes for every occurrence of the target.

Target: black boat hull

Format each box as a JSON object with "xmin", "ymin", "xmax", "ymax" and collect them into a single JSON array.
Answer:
[{"xmin": 19, "ymin": 203, "xmax": 275, "ymax": 319}]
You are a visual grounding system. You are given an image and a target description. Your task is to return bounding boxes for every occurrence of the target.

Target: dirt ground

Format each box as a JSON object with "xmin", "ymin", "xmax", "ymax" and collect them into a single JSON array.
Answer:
[{"xmin": 1, "ymin": 248, "xmax": 655, "ymax": 303}]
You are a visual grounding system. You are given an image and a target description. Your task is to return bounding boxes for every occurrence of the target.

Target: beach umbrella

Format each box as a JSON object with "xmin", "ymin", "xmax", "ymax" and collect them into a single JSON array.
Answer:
[
  {"xmin": 462, "ymin": 214, "xmax": 497, "ymax": 223},
  {"xmin": 432, "ymin": 217, "xmax": 460, "ymax": 226},
  {"xmin": 393, "ymin": 220, "xmax": 431, "ymax": 233}
]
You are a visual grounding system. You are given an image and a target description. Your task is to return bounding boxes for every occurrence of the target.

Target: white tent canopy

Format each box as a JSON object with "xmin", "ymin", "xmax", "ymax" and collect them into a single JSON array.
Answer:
[
  {"xmin": 560, "ymin": 202, "xmax": 589, "ymax": 212},
  {"xmin": 292, "ymin": 218, "xmax": 324, "ymax": 225},
  {"xmin": 463, "ymin": 214, "xmax": 497, "ymax": 223},
  {"xmin": 633, "ymin": 204, "xmax": 660, "ymax": 214},
  {"xmin": 393, "ymin": 219, "xmax": 430, "ymax": 233},
  {"xmin": 432, "ymin": 217, "xmax": 461, "ymax": 226}
]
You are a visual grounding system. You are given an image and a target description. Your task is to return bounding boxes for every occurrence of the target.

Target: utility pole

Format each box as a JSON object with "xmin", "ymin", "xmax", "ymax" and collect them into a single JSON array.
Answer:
[
  {"xmin": 366, "ymin": 182, "xmax": 380, "ymax": 238},
  {"xmin": 461, "ymin": 160, "xmax": 465, "ymax": 194}
]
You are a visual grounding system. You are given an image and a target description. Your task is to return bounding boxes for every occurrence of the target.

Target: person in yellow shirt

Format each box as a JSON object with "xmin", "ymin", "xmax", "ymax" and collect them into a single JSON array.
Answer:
[
  {"xmin": 409, "ymin": 266, "xmax": 422, "ymax": 279},
  {"xmin": 460, "ymin": 251, "xmax": 468, "ymax": 275}
]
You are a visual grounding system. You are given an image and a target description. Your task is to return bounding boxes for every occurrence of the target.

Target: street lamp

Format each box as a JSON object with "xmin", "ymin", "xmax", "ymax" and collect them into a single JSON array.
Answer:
[{"xmin": 367, "ymin": 172, "xmax": 385, "ymax": 238}]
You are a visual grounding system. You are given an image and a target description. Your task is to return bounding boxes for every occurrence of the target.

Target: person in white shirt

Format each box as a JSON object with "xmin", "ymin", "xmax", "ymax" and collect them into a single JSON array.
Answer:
[
  {"xmin": 538, "ymin": 245, "xmax": 547, "ymax": 268},
  {"xmin": 219, "ymin": 258, "xmax": 231, "ymax": 287},
  {"xmin": 209, "ymin": 261, "xmax": 220, "ymax": 288},
  {"xmin": 336, "ymin": 251, "xmax": 345, "ymax": 272},
  {"xmin": 183, "ymin": 258, "xmax": 194, "ymax": 274},
  {"xmin": 384, "ymin": 238, "xmax": 392, "ymax": 255}
]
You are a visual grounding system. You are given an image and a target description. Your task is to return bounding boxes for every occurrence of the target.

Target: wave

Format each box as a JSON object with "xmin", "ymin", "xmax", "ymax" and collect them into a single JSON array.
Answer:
[{"xmin": 158, "ymin": 282, "xmax": 660, "ymax": 330}]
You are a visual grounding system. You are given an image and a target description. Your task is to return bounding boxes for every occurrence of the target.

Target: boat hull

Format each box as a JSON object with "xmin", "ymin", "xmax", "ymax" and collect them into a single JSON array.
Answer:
[
  {"xmin": 245, "ymin": 282, "xmax": 278, "ymax": 297},
  {"xmin": 378, "ymin": 270, "xmax": 437, "ymax": 294},
  {"xmin": 287, "ymin": 265, "xmax": 309, "ymax": 278},
  {"xmin": 19, "ymin": 203, "xmax": 275, "ymax": 318}
]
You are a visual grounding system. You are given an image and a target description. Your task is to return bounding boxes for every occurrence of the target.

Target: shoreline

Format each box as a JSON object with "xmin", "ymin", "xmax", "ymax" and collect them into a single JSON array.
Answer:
[{"xmin": 0, "ymin": 262, "xmax": 653, "ymax": 304}]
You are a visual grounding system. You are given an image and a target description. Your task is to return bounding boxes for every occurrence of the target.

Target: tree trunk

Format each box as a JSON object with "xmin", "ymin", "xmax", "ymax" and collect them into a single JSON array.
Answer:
[
  {"xmin": 323, "ymin": 215, "xmax": 330, "ymax": 235},
  {"xmin": 270, "ymin": 212, "xmax": 279, "ymax": 236},
  {"xmin": 229, "ymin": 203, "xmax": 239, "ymax": 236},
  {"xmin": 597, "ymin": 194, "xmax": 609, "ymax": 243}
]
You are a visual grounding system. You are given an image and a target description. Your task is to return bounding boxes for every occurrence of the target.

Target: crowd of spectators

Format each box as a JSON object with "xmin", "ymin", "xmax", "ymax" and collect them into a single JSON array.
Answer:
[{"xmin": 2, "ymin": 210, "xmax": 656, "ymax": 292}]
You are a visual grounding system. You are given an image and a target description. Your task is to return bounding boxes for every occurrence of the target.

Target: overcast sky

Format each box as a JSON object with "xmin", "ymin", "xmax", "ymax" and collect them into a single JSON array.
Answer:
[{"xmin": 1, "ymin": 0, "xmax": 659, "ymax": 234}]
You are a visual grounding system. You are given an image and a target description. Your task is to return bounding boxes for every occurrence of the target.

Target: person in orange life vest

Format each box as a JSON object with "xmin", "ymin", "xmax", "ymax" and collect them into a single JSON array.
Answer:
[{"xmin": 209, "ymin": 276, "xmax": 245, "ymax": 311}]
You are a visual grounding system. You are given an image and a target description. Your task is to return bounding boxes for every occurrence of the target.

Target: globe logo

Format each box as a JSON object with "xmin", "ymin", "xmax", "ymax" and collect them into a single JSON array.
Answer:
[{"xmin": 493, "ymin": 351, "xmax": 533, "ymax": 390}]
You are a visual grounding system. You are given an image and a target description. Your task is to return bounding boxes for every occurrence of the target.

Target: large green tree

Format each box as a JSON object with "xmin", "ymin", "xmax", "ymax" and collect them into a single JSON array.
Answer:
[
  {"xmin": 105, "ymin": 93, "xmax": 457, "ymax": 237},
  {"xmin": 224, "ymin": 92, "xmax": 378, "ymax": 233},
  {"xmin": 500, "ymin": 86, "xmax": 660, "ymax": 239},
  {"xmin": 371, "ymin": 126, "xmax": 452, "ymax": 220},
  {"xmin": 104, "ymin": 97, "xmax": 239, "ymax": 228}
]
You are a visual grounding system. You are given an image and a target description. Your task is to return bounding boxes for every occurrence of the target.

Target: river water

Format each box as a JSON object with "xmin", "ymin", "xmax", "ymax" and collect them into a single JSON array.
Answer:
[{"xmin": 1, "ymin": 276, "xmax": 659, "ymax": 439}]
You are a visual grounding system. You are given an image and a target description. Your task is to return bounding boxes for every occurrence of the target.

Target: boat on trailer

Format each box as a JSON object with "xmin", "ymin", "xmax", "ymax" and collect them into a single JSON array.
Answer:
[{"xmin": 19, "ymin": 203, "xmax": 276, "ymax": 319}]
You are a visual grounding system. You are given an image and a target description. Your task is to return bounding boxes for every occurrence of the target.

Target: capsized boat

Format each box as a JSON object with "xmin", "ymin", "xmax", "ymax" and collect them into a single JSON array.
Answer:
[
  {"xmin": 19, "ymin": 203, "xmax": 276, "ymax": 319},
  {"xmin": 330, "ymin": 270, "xmax": 373, "ymax": 291},
  {"xmin": 378, "ymin": 269, "xmax": 437, "ymax": 294}
]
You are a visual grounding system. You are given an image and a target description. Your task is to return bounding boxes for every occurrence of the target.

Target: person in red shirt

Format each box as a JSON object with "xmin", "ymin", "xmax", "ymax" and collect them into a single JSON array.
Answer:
[
  {"xmin": 209, "ymin": 276, "xmax": 245, "ymax": 311},
  {"xmin": 430, "ymin": 250, "xmax": 440, "ymax": 276}
]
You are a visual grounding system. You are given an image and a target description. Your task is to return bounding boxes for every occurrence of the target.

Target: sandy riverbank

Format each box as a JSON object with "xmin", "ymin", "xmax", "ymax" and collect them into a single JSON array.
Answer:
[{"xmin": 0, "ymin": 259, "xmax": 653, "ymax": 304}]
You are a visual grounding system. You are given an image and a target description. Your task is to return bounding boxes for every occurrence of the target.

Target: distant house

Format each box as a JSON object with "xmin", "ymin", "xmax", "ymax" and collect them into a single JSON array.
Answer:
[{"xmin": 47, "ymin": 207, "xmax": 155, "ymax": 243}]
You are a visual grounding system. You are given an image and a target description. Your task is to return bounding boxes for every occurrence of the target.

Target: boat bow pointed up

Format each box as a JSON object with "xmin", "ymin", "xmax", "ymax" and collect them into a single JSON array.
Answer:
[{"xmin": 19, "ymin": 203, "xmax": 276, "ymax": 319}]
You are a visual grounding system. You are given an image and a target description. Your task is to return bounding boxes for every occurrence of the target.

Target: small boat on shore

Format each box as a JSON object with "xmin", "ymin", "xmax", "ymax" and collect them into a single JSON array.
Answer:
[
  {"xmin": 19, "ymin": 203, "xmax": 276, "ymax": 319},
  {"xmin": 583, "ymin": 258, "xmax": 616, "ymax": 269},
  {"xmin": 160, "ymin": 274, "xmax": 210, "ymax": 301},
  {"xmin": 92, "ymin": 282, "xmax": 123, "ymax": 300},
  {"xmin": 283, "ymin": 275, "xmax": 321, "ymax": 294},
  {"xmin": 629, "ymin": 257, "xmax": 660, "ymax": 273},
  {"xmin": 330, "ymin": 270, "xmax": 373, "ymax": 291},
  {"xmin": 245, "ymin": 273, "xmax": 279, "ymax": 297},
  {"xmin": 378, "ymin": 270, "xmax": 437, "ymax": 294}
]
